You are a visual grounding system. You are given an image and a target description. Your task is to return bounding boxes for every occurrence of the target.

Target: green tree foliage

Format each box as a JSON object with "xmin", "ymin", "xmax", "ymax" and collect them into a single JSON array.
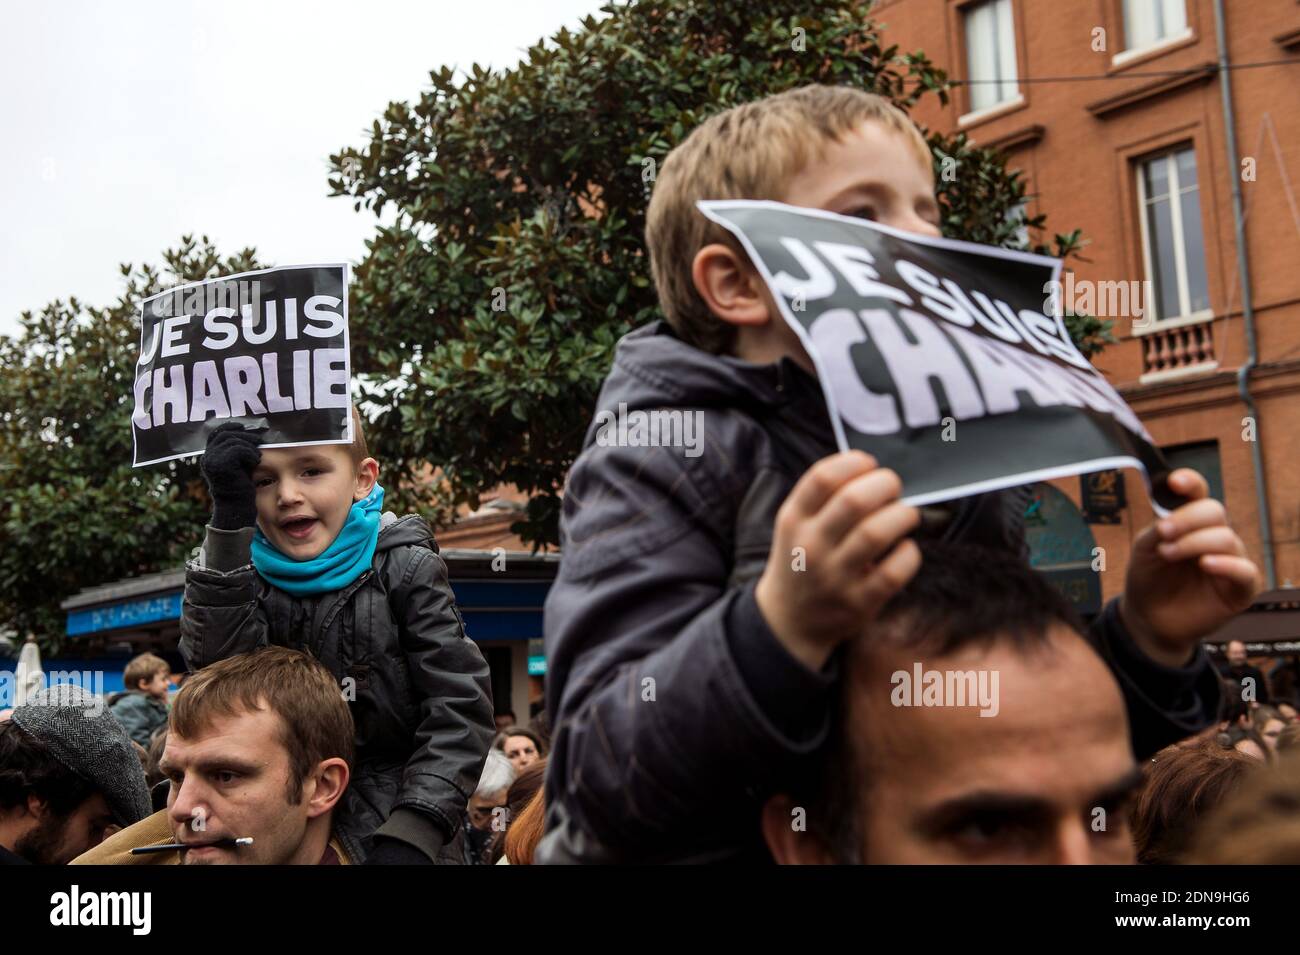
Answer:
[
  {"xmin": 0, "ymin": 237, "xmax": 261, "ymax": 651},
  {"xmin": 332, "ymin": 0, "xmax": 1108, "ymax": 549}
]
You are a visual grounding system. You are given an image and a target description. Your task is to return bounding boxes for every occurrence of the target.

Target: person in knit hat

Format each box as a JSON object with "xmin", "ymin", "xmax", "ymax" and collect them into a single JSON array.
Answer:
[{"xmin": 0, "ymin": 683, "xmax": 150, "ymax": 864}]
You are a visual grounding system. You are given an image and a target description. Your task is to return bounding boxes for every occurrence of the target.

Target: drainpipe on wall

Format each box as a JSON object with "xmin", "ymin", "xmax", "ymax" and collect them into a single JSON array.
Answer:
[{"xmin": 1213, "ymin": 0, "xmax": 1276, "ymax": 589}]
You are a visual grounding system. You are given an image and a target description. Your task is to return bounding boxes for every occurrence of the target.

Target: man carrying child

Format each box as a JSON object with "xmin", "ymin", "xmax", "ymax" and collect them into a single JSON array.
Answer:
[
  {"xmin": 180, "ymin": 407, "xmax": 495, "ymax": 864},
  {"xmin": 540, "ymin": 85, "xmax": 1259, "ymax": 864}
]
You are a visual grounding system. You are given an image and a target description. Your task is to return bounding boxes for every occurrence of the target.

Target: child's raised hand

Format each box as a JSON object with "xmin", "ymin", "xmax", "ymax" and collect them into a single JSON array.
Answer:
[
  {"xmin": 201, "ymin": 422, "xmax": 263, "ymax": 531},
  {"xmin": 1119, "ymin": 468, "xmax": 1261, "ymax": 667},
  {"xmin": 755, "ymin": 450, "xmax": 921, "ymax": 672}
]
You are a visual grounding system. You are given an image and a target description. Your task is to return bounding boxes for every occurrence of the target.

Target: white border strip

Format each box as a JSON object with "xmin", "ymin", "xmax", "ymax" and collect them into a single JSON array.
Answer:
[
  {"xmin": 138, "ymin": 261, "xmax": 351, "ymax": 306},
  {"xmin": 134, "ymin": 434, "xmax": 355, "ymax": 469},
  {"xmin": 902, "ymin": 454, "xmax": 1153, "ymax": 510}
]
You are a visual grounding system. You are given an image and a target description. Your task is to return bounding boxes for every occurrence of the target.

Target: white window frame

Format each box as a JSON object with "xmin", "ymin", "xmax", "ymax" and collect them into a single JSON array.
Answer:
[
  {"xmin": 1114, "ymin": 0, "xmax": 1192, "ymax": 65},
  {"xmin": 1134, "ymin": 147, "xmax": 1212, "ymax": 333},
  {"xmin": 1005, "ymin": 196, "xmax": 1030, "ymax": 248},
  {"xmin": 960, "ymin": 0, "xmax": 1020, "ymax": 122}
]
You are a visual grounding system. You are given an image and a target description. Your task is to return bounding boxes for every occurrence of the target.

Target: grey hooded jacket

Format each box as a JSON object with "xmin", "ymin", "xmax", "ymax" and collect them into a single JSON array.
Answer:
[
  {"xmin": 539, "ymin": 321, "xmax": 1221, "ymax": 864},
  {"xmin": 108, "ymin": 691, "xmax": 168, "ymax": 748},
  {"xmin": 179, "ymin": 512, "xmax": 495, "ymax": 864}
]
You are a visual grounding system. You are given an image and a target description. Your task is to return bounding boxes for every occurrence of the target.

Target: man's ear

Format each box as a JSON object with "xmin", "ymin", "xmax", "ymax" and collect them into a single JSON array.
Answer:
[
  {"xmin": 304, "ymin": 758, "xmax": 350, "ymax": 819},
  {"xmin": 761, "ymin": 793, "xmax": 835, "ymax": 865},
  {"xmin": 353, "ymin": 458, "xmax": 379, "ymax": 501},
  {"xmin": 691, "ymin": 242, "xmax": 772, "ymax": 329},
  {"xmin": 25, "ymin": 793, "xmax": 48, "ymax": 821}
]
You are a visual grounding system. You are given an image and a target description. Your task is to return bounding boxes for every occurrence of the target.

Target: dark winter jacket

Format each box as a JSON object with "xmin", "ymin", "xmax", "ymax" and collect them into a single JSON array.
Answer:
[
  {"xmin": 108, "ymin": 691, "xmax": 169, "ymax": 748},
  {"xmin": 179, "ymin": 512, "xmax": 495, "ymax": 864},
  {"xmin": 540, "ymin": 321, "xmax": 1222, "ymax": 864}
]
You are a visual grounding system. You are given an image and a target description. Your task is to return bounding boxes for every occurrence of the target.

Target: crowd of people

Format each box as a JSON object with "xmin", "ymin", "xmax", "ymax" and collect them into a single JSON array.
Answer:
[
  {"xmin": 1132, "ymin": 654, "xmax": 1300, "ymax": 865},
  {"xmin": 0, "ymin": 83, "xmax": 1286, "ymax": 866},
  {"xmin": 4, "ymin": 611, "xmax": 1296, "ymax": 866},
  {"xmin": 0, "ymin": 647, "xmax": 557, "ymax": 865}
]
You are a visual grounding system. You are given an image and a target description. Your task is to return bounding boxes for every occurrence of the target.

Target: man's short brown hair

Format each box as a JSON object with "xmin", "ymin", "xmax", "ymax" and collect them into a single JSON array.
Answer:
[
  {"xmin": 645, "ymin": 84, "xmax": 932, "ymax": 355},
  {"xmin": 171, "ymin": 647, "xmax": 354, "ymax": 802},
  {"xmin": 123, "ymin": 653, "xmax": 169, "ymax": 691}
]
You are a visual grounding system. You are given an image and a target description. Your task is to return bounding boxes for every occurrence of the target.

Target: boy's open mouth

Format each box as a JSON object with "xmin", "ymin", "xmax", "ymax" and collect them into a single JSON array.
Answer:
[{"xmin": 280, "ymin": 516, "xmax": 318, "ymax": 540}]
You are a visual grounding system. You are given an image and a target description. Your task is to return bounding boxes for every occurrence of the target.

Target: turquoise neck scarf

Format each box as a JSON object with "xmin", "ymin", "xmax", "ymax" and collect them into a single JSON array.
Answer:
[{"xmin": 252, "ymin": 485, "xmax": 385, "ymax": 596}]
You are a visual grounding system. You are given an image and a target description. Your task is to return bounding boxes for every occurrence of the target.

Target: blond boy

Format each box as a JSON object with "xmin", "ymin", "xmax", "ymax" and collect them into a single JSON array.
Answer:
[{"xmin": 541, "ymin": 85, "xmax": 1256, "ymax": 863}]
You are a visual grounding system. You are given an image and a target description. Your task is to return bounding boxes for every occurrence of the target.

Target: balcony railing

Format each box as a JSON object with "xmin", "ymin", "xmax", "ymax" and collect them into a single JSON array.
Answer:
[{"xmin": 1138, "ymin": 316, "xmax": 1217, "ymax": 382}]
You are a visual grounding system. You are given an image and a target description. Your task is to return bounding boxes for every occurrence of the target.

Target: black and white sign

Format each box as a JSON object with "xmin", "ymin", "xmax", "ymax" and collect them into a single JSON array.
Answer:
[
  {"xmin": 698, "ymin": 200, "xmax": 1181, "ymax": 514},
  {"xmin": 131, "ymin": 264, "xmax": 352, "ymax": 467}
]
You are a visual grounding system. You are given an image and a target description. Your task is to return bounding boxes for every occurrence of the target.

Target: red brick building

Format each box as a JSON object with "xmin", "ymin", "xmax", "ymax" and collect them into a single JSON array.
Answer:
[{"xmin": 874, "ymin": 0, "xmax": 1300, "ymax": 613}]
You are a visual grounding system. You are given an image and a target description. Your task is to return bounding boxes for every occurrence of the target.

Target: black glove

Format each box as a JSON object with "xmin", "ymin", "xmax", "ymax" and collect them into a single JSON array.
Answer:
[
  {"xmin": 200, "ymin": 423, "xmax": 262, "ymax": 531},
  {"xmin": 364, "ymin": 837, "xmax": 435, "ymax": 865}
]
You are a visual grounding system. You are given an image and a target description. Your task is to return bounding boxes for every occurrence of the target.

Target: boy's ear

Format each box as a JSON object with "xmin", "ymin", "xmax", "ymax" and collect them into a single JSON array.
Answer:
[
  {"xmin": 353, "ymin": 457, "xmax": 379, "ymax": 501},
  {"xmin": 691, "ymin": 243, "xmax": 773, "ymax": 329}
]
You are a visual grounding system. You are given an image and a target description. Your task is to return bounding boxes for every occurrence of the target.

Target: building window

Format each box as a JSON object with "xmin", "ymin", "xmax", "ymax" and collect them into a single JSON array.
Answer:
[
  {"xmin": 964, "ymin": 0, "xmax": 1019, "ymax": 114},
  {"xmin": 1005, "ymin": 195, "xmax": 1030, "ymax": 248},
  {"xmin": 1162, "ymin": 440, "xmax": 1223, "ymax": 502},
  {"xmin": 1137, "ymin": 147, "xmax": 1210, "ymax": 324},
  {"xmin": 1122, "ymin": 0, "xmax": 1188, "ymax": 53}
]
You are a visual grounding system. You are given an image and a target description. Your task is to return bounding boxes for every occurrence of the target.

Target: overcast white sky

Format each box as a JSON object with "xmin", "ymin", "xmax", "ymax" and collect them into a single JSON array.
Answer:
[{"xmin": 0, "ymin": 0, "xmax": 610, "ymax": 339}]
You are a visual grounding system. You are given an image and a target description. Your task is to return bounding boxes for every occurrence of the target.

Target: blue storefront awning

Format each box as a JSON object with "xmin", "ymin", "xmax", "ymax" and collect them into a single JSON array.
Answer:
[
  {"xmin": 61, "ymin": 551, "xmax": 557, "ymax": 644},
  {"xmin": 66, "ymin": 592, "xmax": 184, "ymax": 637}
]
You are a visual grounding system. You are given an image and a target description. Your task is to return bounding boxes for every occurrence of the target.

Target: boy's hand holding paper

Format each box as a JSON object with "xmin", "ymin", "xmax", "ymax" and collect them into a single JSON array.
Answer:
[
  {"xmin": 755, "ymin": 450, "xmax": 921, "ymax": 672},
  {"xmin": 1120, "ymin": 468, "xmax": 1261, "ymax": 667}
]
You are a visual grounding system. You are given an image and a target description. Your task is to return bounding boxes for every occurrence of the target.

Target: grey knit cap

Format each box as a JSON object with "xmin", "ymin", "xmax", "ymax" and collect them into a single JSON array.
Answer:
[{"xmin": 11, "ymin": 683, "xmax": 152, "ymax": 827}]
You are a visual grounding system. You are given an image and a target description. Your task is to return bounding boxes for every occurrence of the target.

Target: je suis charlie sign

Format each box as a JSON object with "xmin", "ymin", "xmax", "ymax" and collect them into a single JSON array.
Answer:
[
  {"xmin": 698, "ymin": 201, "xmax": 1181, "ymax": 514},
  {"xmin": 131, "ymin": 264, "xmax": 352, "ymax": 467}
]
